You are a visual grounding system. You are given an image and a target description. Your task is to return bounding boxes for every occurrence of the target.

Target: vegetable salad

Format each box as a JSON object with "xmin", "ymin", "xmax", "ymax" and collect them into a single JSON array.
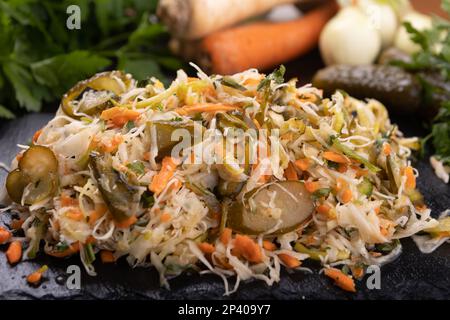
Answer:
[{"xmin": 1, "ymin": 64, "xmax": 447, "ymax": 294}]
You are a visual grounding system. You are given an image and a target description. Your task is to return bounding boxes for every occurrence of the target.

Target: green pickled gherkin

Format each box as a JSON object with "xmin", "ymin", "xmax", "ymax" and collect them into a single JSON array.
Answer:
[{"xmin": 312, "ymin": 65, "xmax": 422, "ymax": 115}]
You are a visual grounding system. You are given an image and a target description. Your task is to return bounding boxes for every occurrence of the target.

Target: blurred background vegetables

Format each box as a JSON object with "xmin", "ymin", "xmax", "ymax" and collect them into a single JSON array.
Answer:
[
  {"xmin": 312, "ymin": 0, "xmax": 450, "ymax": 180},
  {"xmin": 0, "ymin": 0, "xmax": 182, "ymax": 119}
]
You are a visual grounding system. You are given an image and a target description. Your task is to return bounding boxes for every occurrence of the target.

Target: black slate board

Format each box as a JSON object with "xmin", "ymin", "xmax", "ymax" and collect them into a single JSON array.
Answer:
[{"xmin": 1, "ymin": 111, "xmax": 449, "ymax": 300}]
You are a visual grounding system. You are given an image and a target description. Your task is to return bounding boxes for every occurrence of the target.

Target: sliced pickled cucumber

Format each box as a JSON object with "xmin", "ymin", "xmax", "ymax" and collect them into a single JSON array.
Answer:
[
  {"xmin": 62, "ymin": 71, "xmax": 131, "ymax": 118},
  {"xmin": 227, "ymin": 181, "xmax": 314, "ymax": 235},
  {"xmin": 146, "ymin": 121, "xmax": 200, "ymax": 159},
  {"xmin": 90, "ymin": 152, "xmax": 140, "ymax": 222},
  {"xmin": 5, "ymin": 169, "xmax": 27, "ymax": 203},
  {"xmin": 6, "ymin": 146, "xmax": 59, "ymax": 205},
  {"xmin": 312, "ymin": 65, "xmax": 422, "ymax": 115}
]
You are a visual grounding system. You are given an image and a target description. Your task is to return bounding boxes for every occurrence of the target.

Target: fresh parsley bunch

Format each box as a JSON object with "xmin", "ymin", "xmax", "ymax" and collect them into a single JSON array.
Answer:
[
  {"xmin": 0, "ymin": 0, "xmax": 182, "ymax": 119},
  {"xmin": 403, "ymin": 0, "xmax": 450, "ymax": 164}
]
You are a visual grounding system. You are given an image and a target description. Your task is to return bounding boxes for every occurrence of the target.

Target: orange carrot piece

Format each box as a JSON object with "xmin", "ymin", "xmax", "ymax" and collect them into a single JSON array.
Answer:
[
  {"xmin": 317, "ymin": 204, "xmax": 331, "ymax": 215},
  {"xmin": 200, "ymin": 0, "xmax": 338, "ymax": 74},
  {"xmin": 198, "ymin": 242, "xmax": 215, "ymax": 254},
  {"xmin": 351, "ymin": 266, "xmax": 364, "ymax": 279},
  {"xmin": 262, "ymin": 240, "xmax": 277, "ymax": 252},
  {"xmin": 295, "ymin": 158, "xmax": 310, "ymax": 171},
  {"xmin": 382, "ymin": 142, "xmax": 391, "ymax": 156},
  {"xmin": 324, "ymin": 268, "xmax": 356, "ymax": 292},
  {"xmin": 89, "ymin": 203, "xmax": 108, "ymax": 226},
  {"xmin": 100, "ymin": 107, "xmax": 140, "ymax": 127},
  {"xmin": 220, "ymin": 228, "xmax": 232, "ymax": 246},
  {"xmin": 304, "ymin": 181, "xmax": 320, "ymax": 193},
  {"xmin": 341, "ymin": 189, "xmax": 353, "ymax": 204},
  {"xmin": 323, "ymin": 151, "xmax": 349, "ymax": 164},
  {"xmin": 278, "ymin": 253, "xmax": 301, "ymax": 268},
  {"xmin": 353, "ymin": 166, "xmax": 369, "ymax": 178},
  {"xmin": 176, "ymin": 103, "xmax": 240, "ymax": 115},
  {"xmin": 404, "ymin": 166, "xmax": 416, "ymax": 189},
  {"xmin": 66, "ymin": 208, "xmax": 84, "ymax": 221},
  {"xmin": 337, "ymin": 163, "xmax": 348, "ymax": 173},
  {"xmin": 61, "ymin": 193, "xmax": 79, "ymax": 207},
  {"xmin": 32, "ymin": 129, "xmax": 43, "ymax": 143},
  {"xmin": 6, "ymin": 241, "xmax": 22, "ymax": 264},
  {"xmin": 232, "ymin": 235, "xmax": 262, "ymax": 263},
  {"xmin": 100, "ymin": 250, "xmax": 116, "ymax": 263},
  {"xmin": 149, "ymin": 156, "xmax": 178, "ymax": 195},
  {"xmin": 100, "ymin": 135, "xmax": 124, "ymax": 153},
  {"xmin": 10, "ymin": 219, "xmax": 24, "ymax": 231},
  {"xmin": 27, "ymin": 265, "xmax": 48, "ymax": 285},
  {"xmin": 335, "ymin": 178, "xmax": 346, "ymax": 192},
  {"xmin": 284, "ymin": 162, "xmax": 298, "ymax": 181},
  {"xmin": 160, "ymin": 212, "xmax": 172, "ymax": 223},
  {"xmin": 0, "ymin": 227, "xmax": 11, "ymax": 244},
  {"xmin": 115, "ymin": 215, "xmax": 137, "ymax": 229},
  {"xmin": 47, "ymin": 242, "xmax": 80, "ymax": 258}
]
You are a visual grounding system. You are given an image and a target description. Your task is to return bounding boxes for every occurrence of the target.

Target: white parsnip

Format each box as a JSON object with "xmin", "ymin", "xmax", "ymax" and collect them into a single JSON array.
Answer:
[{"xmin": 157, "ymin": 0, "xmax": 300, "ymax": 40}]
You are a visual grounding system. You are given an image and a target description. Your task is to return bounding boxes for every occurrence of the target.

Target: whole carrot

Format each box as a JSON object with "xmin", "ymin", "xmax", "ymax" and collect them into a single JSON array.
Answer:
[{"xmin": 185, "ymin": 0, "xmax": 338, "ymax": 74}]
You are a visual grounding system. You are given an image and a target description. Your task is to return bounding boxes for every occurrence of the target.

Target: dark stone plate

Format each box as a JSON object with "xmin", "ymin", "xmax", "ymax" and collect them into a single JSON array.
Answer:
[{"xmin": 1, "ymin": 112, "xmax": 449, "ymax": 300}]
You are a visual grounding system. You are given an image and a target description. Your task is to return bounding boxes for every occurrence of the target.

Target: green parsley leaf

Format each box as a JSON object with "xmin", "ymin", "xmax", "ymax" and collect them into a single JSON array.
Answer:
[{"xmin": 127, "ymin": 161, "xmax": 145, "ymax": 175}]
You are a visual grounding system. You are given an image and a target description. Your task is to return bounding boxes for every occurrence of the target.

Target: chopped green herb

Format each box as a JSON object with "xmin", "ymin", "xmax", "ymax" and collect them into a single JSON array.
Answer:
[
  {"xmin": 127, "ymin": 161, "xmax": 145, "ymax": 175},
  {"xmin": 331, "ymin": 136, "xmax": 381, "ymax": 173},
  {"xmin": 312, "ymin": 188, "xmax": 331, "ymax": 201},
  {"xmin": 221, "ymin": 77, "xmax": 246, "ymax": 91},
  {"xmin": 141, "ymin": 191, "xmax": 155, "ymax": 208},
  {"xmin": 375, "ymin": 239, "xmax": 400, "ymax": 253},
  {"xmin": 257, "ymin": 65, "xmax": 286, "ymax": 91},
  {"xmin": 125, "ymin": 120, "xmax": 136, "ymax": 132},
  {"xmin": 55, "ymin": 241, "xmax": 69, "ymax": 252},
  {"xmin": 83, "ymin": 243, "xmax": 96, "ymax": 265}
]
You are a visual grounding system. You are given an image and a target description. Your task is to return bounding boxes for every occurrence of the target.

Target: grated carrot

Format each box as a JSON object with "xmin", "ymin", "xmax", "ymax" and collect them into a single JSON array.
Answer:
[
  {"xmin": 6, "ymin": 241, "xmax": 22, "ymax": 264},
  {"xmin": 323, "ymin": 151, "xmax": 349, "ymax": 164},
  {"xmin": 294, "ymin": 158, "xmax": 310, "ymax": 171},
  {"xmin": 149, "ymin": 156, "xmax": 178, "ymax": 195},
  {"xmin": 337, "ymin": 163, "xmax": 348, "ymax": 173},
  {"xmin": 382, "ymin": 142, "xmax": 391, "ymax": 156},
  {"xmin": 304, "ymin": 181, "xmax": 320, "ymax": 193},
  {"xmin": 100, "ymin": 107, "xmax": 140, "ymax": 127},
  {"xmin": 220, "ymin": 228, "xmax": 232, "ymax": 246},
  {"xmin": 341, "ymin": 189, "xmax": 353, "ymax": 204},
  {"xmin": 198, "ymin": 242, "xmax": 215, "ymax": 254},
  {"xmin": 160, "ymin": 212, "xmax": 172, "ymax": 223},
  {"xmin": 176, "ymin": 103, "xmax": 240, "ymax": 115},
  {"xmin": 317, "ymin": 204, "xmax": 331, "ymax": 215},
  {"xmin": 284, "ymin": 162, "xmax": 298, "ymax": 181},
  {"xmin": 100, "ymin": 250, "xmax": 116, "ymax": 263},
  {"xmin": 89, "ymin": 203, "xmax": 108, "ymax": 226},
  {"xmin": 278, "ymin": 253, "xmax": 301, "ymax": 268},
  {"xmin": 0, "ymin": 227, "xmax": 12, "ymax": 244},
  {"xmin": 32, "ymin": 129, "xmax": 43, "ymax": 143},
  {"xmin": 404, "ymin": 166, "xmax": 416, "ymax": 189},
  {"xmin": 10, "ymin": 219, "xmax": 24, "ymax": 231},
  {"xmin": 232, "ymin": 235, "xmax": 262, "ymax": 263},
  {"xmin": 324, "ymin": 267, "xmax": 356, "ymax": 292},
  {"xmin": 48, "ymin": 242, "xmax": 79, "ymax": 258},
  {"xmin": 66, "ymin": 208, "xmax": 84, "ymax": 221},
  {"xmin": 115, "ymin": 215, "xmax": 137, "ymax": 229},
  {"xmin": 262, "ymin": 240, "xmax": 277, "ymax": 252},
  {"xmin": 27, "ymin": 265, "xmax": 48, "ymax": 285}
]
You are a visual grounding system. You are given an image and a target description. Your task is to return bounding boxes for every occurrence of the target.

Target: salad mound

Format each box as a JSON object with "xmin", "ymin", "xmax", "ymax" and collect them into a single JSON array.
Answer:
[{"xmin": 1, "ymin": 64, "xmax": 446, "ymax": 294}]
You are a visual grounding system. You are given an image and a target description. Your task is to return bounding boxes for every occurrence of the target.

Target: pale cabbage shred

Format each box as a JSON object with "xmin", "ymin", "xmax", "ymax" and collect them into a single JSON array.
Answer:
[{"xmin": 1, "ymin": 65, "xmax": 440, "ymax": 295}]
